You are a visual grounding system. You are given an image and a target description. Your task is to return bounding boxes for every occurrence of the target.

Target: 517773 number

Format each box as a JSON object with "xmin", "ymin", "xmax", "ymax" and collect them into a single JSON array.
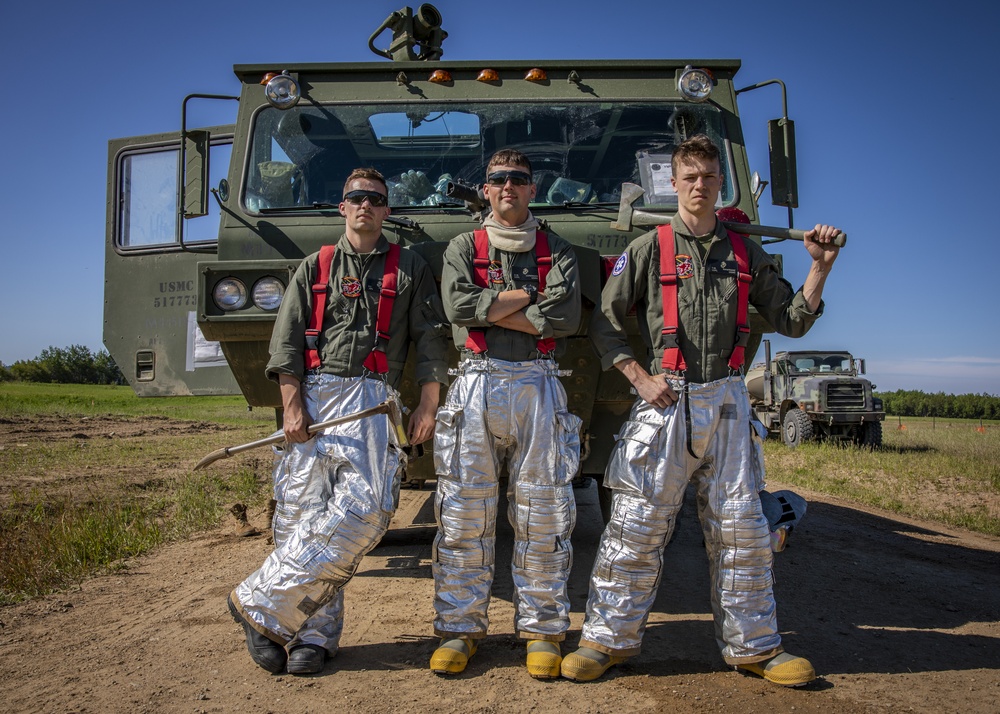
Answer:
[{"xmin": 153, "ymin": 295, "xmax": 196, "ymax": 308}]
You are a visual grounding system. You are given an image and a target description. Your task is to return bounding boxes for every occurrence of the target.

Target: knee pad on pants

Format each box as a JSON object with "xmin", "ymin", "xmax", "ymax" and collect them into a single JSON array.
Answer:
[
  {"xmin": 711, "ymin": 500, "xmax": 772, "ymax": 592},
  {"xmin": 433, "ymin": 478, "xmax": 499, "ymax": 569},
  {"xmin": 510, "ymin": 482, "xmax": 575, "ymax": 572}
]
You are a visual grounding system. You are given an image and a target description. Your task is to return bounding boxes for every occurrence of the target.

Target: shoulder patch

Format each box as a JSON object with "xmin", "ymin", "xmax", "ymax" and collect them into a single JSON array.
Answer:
[{"xmin": 611, "ymin": 253, "xmax": 628, "ymax": 276}]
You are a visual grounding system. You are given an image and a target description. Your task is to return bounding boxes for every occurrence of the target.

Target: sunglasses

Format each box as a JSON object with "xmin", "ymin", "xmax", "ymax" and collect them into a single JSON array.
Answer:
[
  {"xmin": 485, "ymin": 170, "xmax": 532, "ymax": 187},
  {"xmin": 343, "ymin": 190, "xmax": 388, "ymax": 207}
]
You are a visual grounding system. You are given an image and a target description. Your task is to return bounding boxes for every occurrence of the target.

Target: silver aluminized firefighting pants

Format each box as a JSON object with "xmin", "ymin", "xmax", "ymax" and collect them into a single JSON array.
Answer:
[
  {"xmin": 432, "ymin": 358, "xmax": 582, "ymax": 642},
  {"xmin": 233, "ymin": 374, "xmax": 403, "ymax": 652},
  {"xmin": 581, "ymin": 376, "xmax": 782, "ymax": 665}
]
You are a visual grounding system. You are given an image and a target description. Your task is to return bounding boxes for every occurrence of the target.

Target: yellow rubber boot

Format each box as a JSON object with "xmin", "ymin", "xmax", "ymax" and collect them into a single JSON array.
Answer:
[
  {"xmin": 560, "ymin": 646, "xmax": 626, "ymax": 682},
  {"xmin": 525, "ymin": 640, "xmax": 562, "ymax": 679},
  {"xmin": 737, "ymin": 652, "xmax": 816, "ymax": 687},
  {"xmin": 429, "ymin": 637, "xmax": 477, "ymax": 675}
]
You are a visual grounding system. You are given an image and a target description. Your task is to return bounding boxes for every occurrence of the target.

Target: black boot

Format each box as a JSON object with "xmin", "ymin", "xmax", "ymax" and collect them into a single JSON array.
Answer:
[
  {"xmin": 227, "ymin": 594, "xmax": 287, "ymax": 673},
  {"xmin": 287, "ymin": 644, "xmax": 327, "ymax": 675}
]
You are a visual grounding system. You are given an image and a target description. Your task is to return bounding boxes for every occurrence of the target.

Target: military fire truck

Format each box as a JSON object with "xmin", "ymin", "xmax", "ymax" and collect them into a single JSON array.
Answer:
[
  {"xmin": 746, "ymin": 340, "xmax": 884, "ymax": 448},
  {"xmin": 104, "ymin": 4, "xmax": 839, "ymax": 486}
]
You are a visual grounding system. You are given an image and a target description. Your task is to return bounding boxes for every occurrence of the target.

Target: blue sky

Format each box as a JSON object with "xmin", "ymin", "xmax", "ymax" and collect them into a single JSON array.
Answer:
[{"xmin": 2, "ymin": 0, "xmax": 998, "ymax": 395}]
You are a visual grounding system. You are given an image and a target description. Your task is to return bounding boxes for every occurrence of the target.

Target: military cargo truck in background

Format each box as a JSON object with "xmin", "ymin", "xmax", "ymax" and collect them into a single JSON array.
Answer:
[
  {"xmin": 746, "ymin": 340, "xmax": 884, "ymax": 448},
  {"xmin": 104, "ymin": 4, "xmax": 842, "ymax": 486}
]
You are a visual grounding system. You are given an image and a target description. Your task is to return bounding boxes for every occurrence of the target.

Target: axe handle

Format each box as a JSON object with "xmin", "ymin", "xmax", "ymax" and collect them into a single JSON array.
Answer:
[
  {"xmin": 728, "ymin": 222, "xmax": 847, "ymax": 247},
  {"xmin": 194, "ymin": 402, "xmax": 391, "ymax": 470}
]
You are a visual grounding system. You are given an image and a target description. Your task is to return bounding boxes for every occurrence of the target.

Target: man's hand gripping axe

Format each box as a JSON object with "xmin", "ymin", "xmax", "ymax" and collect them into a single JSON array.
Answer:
[{"xmin": 194, "ymin": 397, "xmax": 408, "ymax": 470}]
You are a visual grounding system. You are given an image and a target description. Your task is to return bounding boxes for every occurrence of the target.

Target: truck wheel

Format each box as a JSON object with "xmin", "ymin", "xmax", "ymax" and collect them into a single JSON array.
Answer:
[
  {"xmin": 782, "ymin": 408, "xmax": 813, "ymax": 448},
  {"xmin": 860, "ymin": 421, "xmax": 883, "ymax": 448}
]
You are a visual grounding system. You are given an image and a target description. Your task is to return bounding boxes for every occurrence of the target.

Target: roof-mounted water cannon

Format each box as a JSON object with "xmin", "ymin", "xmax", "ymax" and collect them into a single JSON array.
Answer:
[{"xmin": 369, "ymin": 4, "xmax": 448, "ymax": 61}]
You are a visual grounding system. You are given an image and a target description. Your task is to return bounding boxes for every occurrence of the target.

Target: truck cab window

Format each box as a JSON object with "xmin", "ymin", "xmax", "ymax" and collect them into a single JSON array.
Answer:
[{"xmin": 117, "ymin": 142, "xmax": 232, "ymax": 249}]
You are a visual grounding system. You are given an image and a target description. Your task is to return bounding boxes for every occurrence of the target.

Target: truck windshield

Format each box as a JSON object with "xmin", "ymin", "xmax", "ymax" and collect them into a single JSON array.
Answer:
[
  {"xmin": 243, "ymin": 101, "xmax": 733, "ymax": 212},
  {"xmin": 789, "ymin": 354, "xmax": 854, "ymax": 373}
]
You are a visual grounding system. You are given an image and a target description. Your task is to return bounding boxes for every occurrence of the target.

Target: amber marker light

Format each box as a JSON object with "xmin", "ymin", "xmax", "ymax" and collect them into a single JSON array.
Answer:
[
  {"xmin": 477, "ymin": 69, "xmax": 499, "ymax": 82},
  {"xmin": 524, "ymin": 68, "xmax": 547, "ymax": 82},
  {"xmin": 428, "ymin": 69, "xmax": 452, "ymax": 83}
]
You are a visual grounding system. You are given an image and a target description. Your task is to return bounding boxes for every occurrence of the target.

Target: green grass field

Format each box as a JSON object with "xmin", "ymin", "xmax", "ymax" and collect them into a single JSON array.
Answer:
[
  {"xmin": 763, "ymin": 416, "xmax": 1000, "ymax": 536},
  {"xmin": 0, "ymin": 383, "xmax": 275, "ymax": 604},
  {"xmin": 1, "ymin": 383, "xmax": 998, "ymax": 605}
]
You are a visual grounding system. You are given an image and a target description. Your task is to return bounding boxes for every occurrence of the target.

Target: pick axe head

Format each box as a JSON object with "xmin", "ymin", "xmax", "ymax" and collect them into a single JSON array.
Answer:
[{"xmin": 610, "ymin": 182, "xmax": 645, "ymax": 231}]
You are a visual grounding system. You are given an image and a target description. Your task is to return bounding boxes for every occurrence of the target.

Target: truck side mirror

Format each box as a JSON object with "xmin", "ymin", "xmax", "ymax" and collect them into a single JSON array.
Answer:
[
  {"xmin": 768, "ymin": 118, "xmax": 798, "ymax": 209},
  {"xmin": 183, "ymin": 129, "xmax": 210, "ymax": 219},
  {"xmin": 858, "ymin": 359, "xmax": 866, "ymax": 375}
]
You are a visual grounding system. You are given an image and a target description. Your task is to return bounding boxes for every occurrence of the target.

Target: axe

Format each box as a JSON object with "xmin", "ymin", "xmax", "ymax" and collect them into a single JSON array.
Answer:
[
  {"xmin": 611, "ymin": 183, "xmax": 846, "ymax": 247},
  {"xmin": 194, "ymin": 399, "xmax": 405, "ymax": 470}
]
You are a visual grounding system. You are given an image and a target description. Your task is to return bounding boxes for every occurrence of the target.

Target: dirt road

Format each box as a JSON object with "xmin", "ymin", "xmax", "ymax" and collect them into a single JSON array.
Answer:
[{"xmin": 2, "ymin": 466, "xmax": 998, "ymax": 714}]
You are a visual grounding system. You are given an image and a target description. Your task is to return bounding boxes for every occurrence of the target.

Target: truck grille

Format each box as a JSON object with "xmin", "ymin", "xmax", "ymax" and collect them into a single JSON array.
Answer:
[{"xmin": 826, "ymin": 382, "xmax": 865, "ymax": 409}]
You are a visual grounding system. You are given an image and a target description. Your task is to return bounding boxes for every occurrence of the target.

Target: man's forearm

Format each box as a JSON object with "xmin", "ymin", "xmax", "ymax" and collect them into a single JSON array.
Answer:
[
  {"xmin": 486, "ymin": 289, "xmax": 531, "ymax": 323},
  {"xmin": 802, "ymin": 262, "xmax": 830, "ymax": 313},
  {"xmin": 494, "ymin": 310, "xmax": 540, "ymax": 335}
]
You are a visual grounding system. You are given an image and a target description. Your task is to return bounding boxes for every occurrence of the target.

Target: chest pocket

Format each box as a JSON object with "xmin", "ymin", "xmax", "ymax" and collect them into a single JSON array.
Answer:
[{"xmin": 706, "ymin": 259, "xmax": 738, "ymax": 303}]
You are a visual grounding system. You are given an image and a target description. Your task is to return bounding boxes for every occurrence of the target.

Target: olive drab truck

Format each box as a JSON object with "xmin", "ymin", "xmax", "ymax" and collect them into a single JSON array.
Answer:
[
  {"xmin": 746, "ymin": 340, "xmax": 884, "ymax": 448},
  {"xmin": 103, "ymin": 4, "xmax": 841, "ymax": 488}
]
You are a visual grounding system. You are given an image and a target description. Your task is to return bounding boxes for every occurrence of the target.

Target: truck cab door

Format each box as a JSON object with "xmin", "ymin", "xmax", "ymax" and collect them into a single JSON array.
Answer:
[{"xmin": 104, "ymin": 128, "xmax": 242, "ymax": 396}]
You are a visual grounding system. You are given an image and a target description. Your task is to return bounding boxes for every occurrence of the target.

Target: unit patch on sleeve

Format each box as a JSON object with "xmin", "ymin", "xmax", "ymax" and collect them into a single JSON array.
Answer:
[
  {"xmin": 341, "ymin": 276, "xmax": 363, "ymax": 298},
  {"xmin": 675, "ymin": 254, "xmax": 694, "ymax": 279},
  {"xmin": 611, "ymin": 253, "xmax": 628, "ymax": 276}
]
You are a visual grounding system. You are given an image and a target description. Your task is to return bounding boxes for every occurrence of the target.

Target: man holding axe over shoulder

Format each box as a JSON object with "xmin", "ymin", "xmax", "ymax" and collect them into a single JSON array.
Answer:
[
  {"xmin": 228, "ymin": 168, "xmax": 449, "ymax": 675},
  {"xmin": 562, "ymin": 135, "xmax": 841, "ymax": 686}
]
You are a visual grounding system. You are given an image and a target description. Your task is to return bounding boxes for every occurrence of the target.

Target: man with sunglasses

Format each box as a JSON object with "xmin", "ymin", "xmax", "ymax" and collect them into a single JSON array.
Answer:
[
  {"xmin": 562, "ymin": 134, "xmax": 841, "ymax": 686},
  {"xmin": 430, "ymin": 150, "xmax": 582, "ymax": 679},
  {"xmin": 229, "ymin": 168, "xmax": 449, "ymax": 675}
]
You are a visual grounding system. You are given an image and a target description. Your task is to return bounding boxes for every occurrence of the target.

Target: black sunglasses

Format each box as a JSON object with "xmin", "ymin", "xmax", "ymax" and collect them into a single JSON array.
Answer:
[
  {"xmin": 343, "ymin": 190, "xmax": 388, "ymax": 207},
  {"xmin": 485, "ymin": 170, "xmax": 532, "ymax": 187}
]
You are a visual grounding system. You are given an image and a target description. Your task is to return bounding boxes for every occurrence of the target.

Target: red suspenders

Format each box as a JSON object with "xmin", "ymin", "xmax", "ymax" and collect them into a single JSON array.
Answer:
[
  {"xmin": 656, "ymin": 224, "xmax": 751, "ymax": 374},
  {"xmin": 303, "ymin": 242, "xmax": 401, "ymax": 374},
  {"xmin": 465, "ymin": 229, "xmax": 555, "ymax": 356}
]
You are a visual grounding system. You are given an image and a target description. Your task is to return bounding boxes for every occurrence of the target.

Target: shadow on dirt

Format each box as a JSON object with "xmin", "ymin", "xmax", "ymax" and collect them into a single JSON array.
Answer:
[{"xmin": 360, "ymin": 479, "xmax": 999, "ymax": 679}]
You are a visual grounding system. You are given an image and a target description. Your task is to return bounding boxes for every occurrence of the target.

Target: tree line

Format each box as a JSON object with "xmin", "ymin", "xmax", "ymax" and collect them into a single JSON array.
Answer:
[
  {"xmin": 876, "ymin": 390, "xmax": 1000, "ymax": 420},
  {"xmin": 0, "ymin": 345, "xmax": 125, "ymax": 385},
  {"xmin": 2, "ymin": 347, "xmax": 999, "ymax": 419}
]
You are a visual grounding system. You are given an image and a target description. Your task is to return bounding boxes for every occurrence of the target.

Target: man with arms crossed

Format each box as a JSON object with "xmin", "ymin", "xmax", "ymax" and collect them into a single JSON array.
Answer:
[{"xmin": 431, "ymin": 149, "xmax": 582, "ymax": 679}]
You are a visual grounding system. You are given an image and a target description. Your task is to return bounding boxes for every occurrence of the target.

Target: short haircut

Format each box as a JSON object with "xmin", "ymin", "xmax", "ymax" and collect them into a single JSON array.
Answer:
[
  {"xmin": 487, "ymin": 149, "xmax": 532, "ymax": 177},
  {"xmin": 671, "ymin": 134, "xmax": 721, "ymax": 174},
  {"xmin": 343, "ymin": 167, "xmax": 388, "ymax": 196}
]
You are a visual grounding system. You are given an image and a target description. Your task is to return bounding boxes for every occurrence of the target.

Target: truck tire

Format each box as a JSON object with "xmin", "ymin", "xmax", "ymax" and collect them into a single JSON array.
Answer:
[
  {"xmin": 860, "ymin": 421, "xmax": 883, "ymax": 448},
  {"xmin": 782, "ymin": 408, "xmax": 813, "ymax": 448}
]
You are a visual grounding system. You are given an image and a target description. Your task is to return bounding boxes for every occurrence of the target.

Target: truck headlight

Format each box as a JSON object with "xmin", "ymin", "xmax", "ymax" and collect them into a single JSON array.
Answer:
[
  {"xmin": 677, "ymin": 66, "xmax": 713, "ymax": 102},
  {"xmin": 252, "ymin": 277, "xmax": 285, "ymax": 311},
  {"xmin": 263, "ymin": 71, "xmax": 300, "ymax": 110},
  {"xmin": 213, "ymin": 278, "xmax": 248, "ymax": 311}
]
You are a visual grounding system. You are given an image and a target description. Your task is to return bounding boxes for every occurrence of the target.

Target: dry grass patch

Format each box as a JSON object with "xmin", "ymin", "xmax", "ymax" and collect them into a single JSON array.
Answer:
[{"xmin": 764, "ymin": 417, "xmax": 1000, "ymax": 535}]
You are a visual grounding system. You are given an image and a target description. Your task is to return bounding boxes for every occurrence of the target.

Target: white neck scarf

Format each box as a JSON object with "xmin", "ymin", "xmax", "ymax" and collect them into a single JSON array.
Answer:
[{"xmin": 483, "ymin": 212, "xmax": 539, "ymax": 252}]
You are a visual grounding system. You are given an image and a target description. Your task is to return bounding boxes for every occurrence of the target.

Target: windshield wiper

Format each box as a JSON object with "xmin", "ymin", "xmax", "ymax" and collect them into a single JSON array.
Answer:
[{"xmin": 257, "ymin": 203, "xmax": 339, "ymax": 214}]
